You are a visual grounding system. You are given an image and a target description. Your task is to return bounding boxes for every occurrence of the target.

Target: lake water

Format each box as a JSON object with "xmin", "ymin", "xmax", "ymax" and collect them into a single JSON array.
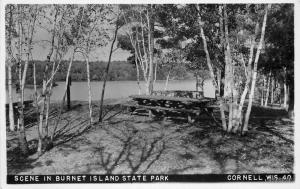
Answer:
[{"xmin": 6, "ymin": 79, "xmax": 215, "ymax": 103}]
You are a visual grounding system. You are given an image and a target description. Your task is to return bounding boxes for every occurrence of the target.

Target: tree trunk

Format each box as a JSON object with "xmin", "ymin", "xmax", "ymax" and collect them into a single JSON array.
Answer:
[
  {"xmin": 37, "ymin": 65, "xmax": 49, "ymax": 155},
  {"xmin": 261, "ymin": 75, "xmax": 265, "ymax": 106},
  {"xmin": 223, "ymin": 4, "xmax": 236, "ymax": 132},
  {"xmin": 199, "ymin": 4, "xmax": 226, "ymax": 131},
  {"xmin": 7, "ymin": 5, "xmax": 15, "ymax": 131},
  {"xmin": 288, "ymin": 83, "xmax": 294, "ymax": 119},
  {"xmin": 85, "ymin": 55, "xmax": 93, "ymax": 125},
  {"xmin": 219, "ymin": 5, "xmax": 225, "ymax": 98},
  {"xmin": 283, "ymin": 67, "xmax": 288, "ymax": 109},
  {"xmin": 19, "ymin": 50, "xmax": 30, "ymax": 155},
  {"xmin": 219, "ymin": 102, "xmax": 227, "ymax": 131},
  {"xmin": 195, "ymin": 75, "xmax": 199, "ymax": 91},
  {"xmin": 153, "ymin": 60, "xmax": 158, "ymax": 86},
  {"xmin": 218, "ymin": 5, "xmax": 227, "ymax": 131},
  {"xmin": 283, "ymin": 83, "xmax": 288, "ymax": 109},
  {"xmin": 135, "ymin": 55, "xmax": 141, "ymax": 94},
  {"xmin": 8, "ymin": 64, "xmax": 15, "ymax": 131},
  {"xmin": 99, "ymin": 15, "xmax": 119, "ymax": 122},
  {"xmin": 44, "ymin": 59, "xmax": 56, "ymax": 136},
  {"xmin": 145, "ymin": 5, "xmax": 154, "ymax": 95},
  {"xmin": 236, "ymin": 25, "xmax": 257, "ymax": 132},
  {"xmin": 270, "ymin": 76, "xmax": 274, "ymax": 105},
  {"xmin": 264, "ymin": 71, "xmax": 271, "ymax": 107},
  {"xmin": 37, "ymin": 97, "xmax": 45, "ymax": 155},
  {"xmin": 243, "ymin": 4, "xmax": 270, "ymax": 133},
  {"xmin": 38, "ymin": 11, "xmax": 57, "ymax": 155},
  {"xmin": 164, "ymin": 70, "xmax": 171, "ymax": 91},
  {"xmin": 51, "ymin": 51, "xmax": 75, "ymax": 141},
  {"xmin": 217, "ymin": 69, "xmax": 221, "ymax": 96},
  {"xmin": 16, "ymin": 5, "xmax": 29, "ymax": 155},
  {"xmin": 197, "ymin": 4, "xmax": 217, "ymax": 89}
]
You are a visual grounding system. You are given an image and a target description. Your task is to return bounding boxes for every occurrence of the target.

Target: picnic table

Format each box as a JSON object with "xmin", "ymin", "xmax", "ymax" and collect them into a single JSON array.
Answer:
[{"xmin": 125, "ymin": 91, "xmax": 218, "ymax": 123}]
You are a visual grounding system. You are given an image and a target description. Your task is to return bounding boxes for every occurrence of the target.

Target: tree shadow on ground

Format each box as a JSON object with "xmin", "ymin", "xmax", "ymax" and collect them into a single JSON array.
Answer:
[
  {"xmin": 6, "ymin": 103, "xmax": 93, "ymax": 174},
  {"xmin": 7, "ymin": 139, "xmax": 43, "ymax": 174},
  {"xmin": 88, "ymin": 124, "xmax": 167, "ymax": 174},
  {"xmin": 184, "ymin": 105, "xmax": 294, "ymax": 174},
  {"xmin": 6, "ymin": 104, "xmax": 293, "ymax": 175}
]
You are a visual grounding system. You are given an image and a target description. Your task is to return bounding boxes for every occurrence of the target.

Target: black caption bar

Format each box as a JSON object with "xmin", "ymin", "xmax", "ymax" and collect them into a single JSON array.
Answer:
[{"xmin": 7, "ymin": 174, "xmax": 294, "ymax": 184}]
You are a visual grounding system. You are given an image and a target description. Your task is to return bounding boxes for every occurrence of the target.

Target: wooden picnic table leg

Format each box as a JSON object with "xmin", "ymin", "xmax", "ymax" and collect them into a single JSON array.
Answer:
[
  {"xmin": 187, "ymin": 113, "xmax": 196, "ymax": 123},
  {"xmin": 148, "ymin": 110, "xmax": 153, "ymax": 118}
]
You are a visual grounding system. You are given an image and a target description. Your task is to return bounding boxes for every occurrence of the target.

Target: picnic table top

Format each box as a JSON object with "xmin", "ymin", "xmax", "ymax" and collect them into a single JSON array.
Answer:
[{"xmin": 129, "ymin": 94, "xmax": 215, "ymax": 103}]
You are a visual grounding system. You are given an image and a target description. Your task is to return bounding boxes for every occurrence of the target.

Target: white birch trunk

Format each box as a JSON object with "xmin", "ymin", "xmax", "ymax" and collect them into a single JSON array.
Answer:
[
  {"xmin": 264, "ymin": 71, "xmax": 271, "ymax": 107},
  {"xmin": 164, "ymin": 70, "xmax": 171, "ymax": 91},
  {"xmin": 270, "ymin": 77, "xmax": 274, "ymax": 105},
  {"xmin": 7, "ymin": 5, "xmax": 15, "ymax": 131},
  {"xmin": 85, "ymin": 55, "xmax": 93, "ymax": 125},
  {"xmin": 8, "ymin": 64, "xmax": 15, "ymax": 131},
  {"xmin": 243, "ymin": 5, "xmax": 270, "ymax": 133}
]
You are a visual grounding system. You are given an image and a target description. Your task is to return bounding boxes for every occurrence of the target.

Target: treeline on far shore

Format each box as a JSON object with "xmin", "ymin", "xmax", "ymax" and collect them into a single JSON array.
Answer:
[{"xmin": 6, "ymin": 60, "xmax": 193, "ymax": 86}]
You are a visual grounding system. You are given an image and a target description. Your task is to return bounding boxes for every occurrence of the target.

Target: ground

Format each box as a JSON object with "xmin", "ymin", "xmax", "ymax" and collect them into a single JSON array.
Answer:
[{"xmin": 7, "ymin": 100, "xmax": 294, "ymax": 175}]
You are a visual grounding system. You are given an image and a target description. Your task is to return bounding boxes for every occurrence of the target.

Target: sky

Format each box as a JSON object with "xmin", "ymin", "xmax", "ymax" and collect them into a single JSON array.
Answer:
[
  {"xmin": 30, "ymin": 8, "xmax": 131, "ymax": 62},
  {"xmin": 31, "ymin": 28, "xmax": 131, "ymax": 62}
]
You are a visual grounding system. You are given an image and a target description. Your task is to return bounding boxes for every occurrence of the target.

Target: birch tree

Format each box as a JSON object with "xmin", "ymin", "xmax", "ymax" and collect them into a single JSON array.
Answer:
[
  {"xmin": 5, "ymin": 4, "xmax": 17, "ymax": 131},
  {"xmin": 75, "ymin": 5, "xmax": 111, "ymax": 125},
  {"xmin": 14, "ymin": 4, "xmax": 38, "ymax": 155},
  {"xmin": 119, "ymin": 5, "xmax": 155, "ymax": 95},
  {"xmin": 99, "ymin": 7, "xmax": 121, "ymax": 122},
  {"xmin": 243, "ymin": 5, "xmax": 271, "ymax": 133}
]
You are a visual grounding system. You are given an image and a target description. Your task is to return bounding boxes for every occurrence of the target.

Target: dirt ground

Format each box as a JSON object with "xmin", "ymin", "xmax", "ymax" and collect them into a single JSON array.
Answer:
[{"xmin": 7, "ymin": 100, "xmax": 294, "ymax": 175}]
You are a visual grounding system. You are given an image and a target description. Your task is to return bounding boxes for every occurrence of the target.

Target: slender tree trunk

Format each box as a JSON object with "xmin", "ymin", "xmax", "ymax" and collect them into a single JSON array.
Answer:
[
  {"xmin": 283, "ymin": 67, "xmax": 288, "ymax": 109},
  {"xmin": 20, "ymin": 48, "xmax": 31, "ymax": 155},
  {"xmin": 99, "ymin": 16, "xmax": 119, "ymax": 122},
  {"xmin": 217, "ymin": 69, "xmax": 221, "ymax": 95},
  {"xmin": 218, "ymin": 5, "xmax": 227, "ymax": 131},
  {"xmin": 288, "ymin": 82, "xmax": 294, "ymax": 119},
  {"xmin": 45, "ymin": 51, "xmax": 64, "ymax": 138},
  {"xmin": 243, "ymin": 4, "xmax": 270, "ymax": 133},
  {"xmin": 37, "ymin": 97, "xmax": 45, "ymax": 155},
  {"xmin": 264, "ymin": 71, "xmax": 271, "ymax": 107},
  {"xmin": 270, "ymin": 77, "xmax": 274, "ymax": 104},
  {"xmin": 135, "ymin": 56, "xmax": 141, "ymax": 95},
  {"xmin": 164, "ymin": 70, "xmax": 171, "ymax": 91},
  {"xmin": 223, "ymin": 4, "xmax": 236, "ymax": 132},
  {"xmin": 197, "ymin": 4, "xmax": 217, "ymax": 89},
  {"xmin": 261, "ymin": 75, "xmax": 265, "ymax": 106},
  {"xmin": 8, "ymin": 65, "xmax": 15, "ymax": 131},
  {"xmin": 51, "ymin": 50, "xmax": 75, "ymax": 141},
  {"xmin": 44, "ymin": 10, "xmax": 58, "ymax": 137},
  {"xmin": 44, "ymin": 59, "xmax": 56, "ymax": 135},
  {"xmin": 7, "ymin": 5, "xmax": 15, "ymax": 131},
  {"xmin": 195, "ymin": 75, "xmax": 199, "ymax": 91},
  {"xmin": 123, "ymin": 11, "xmax": 147, "ymax": 95},
  {"xmin": 236, "ymin": 24, "xmax": 257, "ymax": 131},
  {"xmin": 146, "ymin": 5, "xmax": 154, "ymax": 95},
  {"xmin": 33, "ymin": 59, "xmax": 39, "ymax": 152},
  {"xmin": 283, "ymin": 82, "xmax": 288, "ymax": 109},
  {"xmin": 85, "ymin": 55, "xmax": 93, "ymax": 125},
  {"xmin": 16, "ymin": 5, "xmax": 29, "ymax": 155},
  {"xmin": 153, "ymin": 60, "xmax": 158, "ymax": 86},
  {"xmin": 219, "ymin": 103, "xmax": 227, "ymax": 131},
  {"xmin": 38, "ymin": 14, "xmax": 56, "ymax": 155},
  {"xmin": 198, "ymin": 4, "xmax": 225, "ymax": 130},
  {"xmin": 219, "ymin": 5, "xmax": 225, "ymax": 98}
]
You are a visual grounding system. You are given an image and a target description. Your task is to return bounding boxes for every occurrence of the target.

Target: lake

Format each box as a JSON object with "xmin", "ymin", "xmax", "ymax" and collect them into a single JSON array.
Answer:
[{"xmin": 6, "ymin": 79, "xmax": 215, "ymax": 103}]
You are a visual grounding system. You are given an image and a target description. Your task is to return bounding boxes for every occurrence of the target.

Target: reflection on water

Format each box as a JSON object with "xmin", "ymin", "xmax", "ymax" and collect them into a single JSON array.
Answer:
[{"xmin": 6, "ymin": 79, "xmax": 214, "ymax": 103}]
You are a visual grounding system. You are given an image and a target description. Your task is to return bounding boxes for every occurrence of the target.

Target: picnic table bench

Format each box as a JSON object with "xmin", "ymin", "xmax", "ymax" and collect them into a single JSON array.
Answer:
[{"xmin": 124, "ymin": 91, "xmax": 218, "ymax": 123}]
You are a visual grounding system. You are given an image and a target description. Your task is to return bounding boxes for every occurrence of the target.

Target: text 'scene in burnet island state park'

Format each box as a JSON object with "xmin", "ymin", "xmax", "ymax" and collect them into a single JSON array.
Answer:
[{"xmin": 3, "ymin": 3, "xmax": 294, "ymax": 184}]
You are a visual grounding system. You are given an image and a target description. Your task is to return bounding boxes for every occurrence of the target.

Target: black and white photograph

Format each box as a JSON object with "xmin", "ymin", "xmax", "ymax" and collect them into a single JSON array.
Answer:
[{"xmin": 0, "ymin": 0, "xmax": 298, "ymax": 187}]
